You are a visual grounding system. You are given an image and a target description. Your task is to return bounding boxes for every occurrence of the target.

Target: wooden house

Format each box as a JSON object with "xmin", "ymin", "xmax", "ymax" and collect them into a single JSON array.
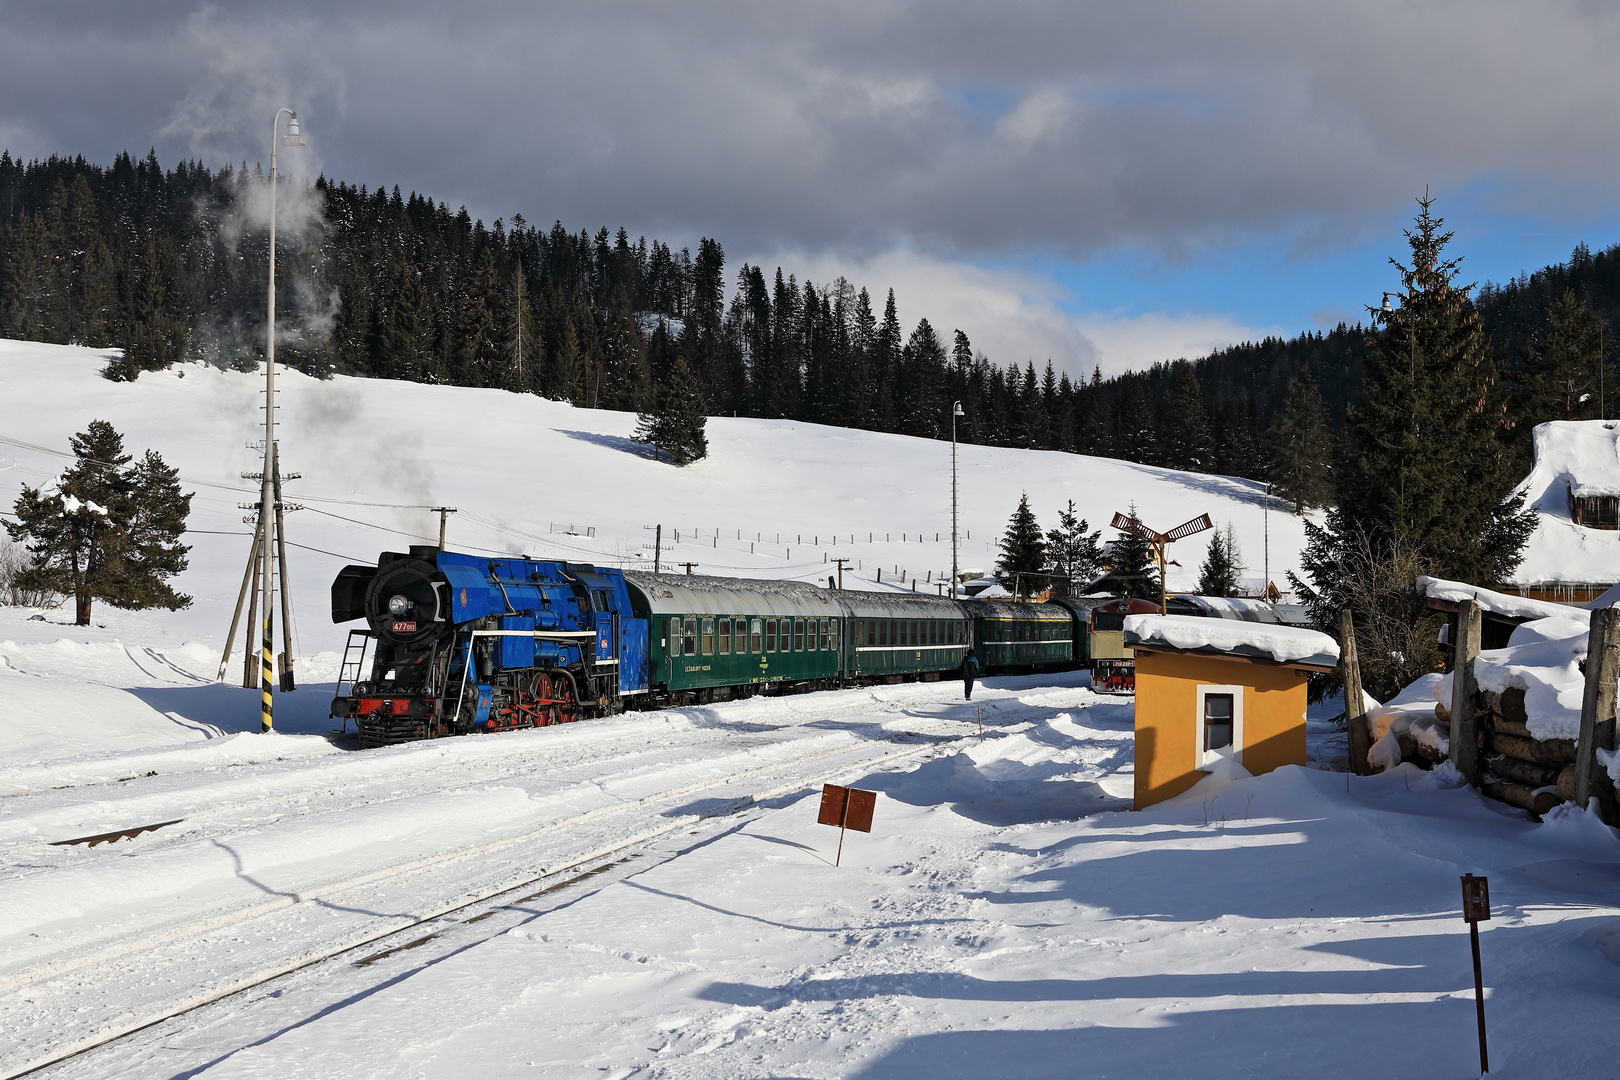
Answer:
[{"xmin": 1124, "ymin": 614, "xmax": 1339, "ymax": 810}]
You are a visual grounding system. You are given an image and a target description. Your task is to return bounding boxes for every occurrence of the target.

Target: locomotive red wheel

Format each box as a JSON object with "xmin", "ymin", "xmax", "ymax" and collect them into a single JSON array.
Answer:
[
  {"xmin": 531, "ymin": 672, "xmax": 554, "ymax": 726},
  {"xmin": 552, "ymin": 672, "xmax": 580, "ymax": 724}
]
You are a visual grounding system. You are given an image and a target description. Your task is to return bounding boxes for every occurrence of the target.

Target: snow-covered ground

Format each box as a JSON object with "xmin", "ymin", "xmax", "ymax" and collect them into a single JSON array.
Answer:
[{"xmin": 3, "ymin": 343, "xmax": 1619, "ymax": 1078}]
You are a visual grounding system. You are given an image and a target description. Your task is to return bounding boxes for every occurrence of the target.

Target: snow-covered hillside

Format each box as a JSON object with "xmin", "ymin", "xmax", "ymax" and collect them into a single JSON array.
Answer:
[{"xmin": 0, "ymin": 339, "xmax": 1307, "ymax": 661}]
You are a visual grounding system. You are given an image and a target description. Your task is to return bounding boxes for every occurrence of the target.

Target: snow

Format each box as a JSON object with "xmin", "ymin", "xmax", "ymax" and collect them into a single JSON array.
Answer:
[
  {"xmin": 5, "ymin": 341, "xmax": 1620, "ymax": 1077},
  {"xmin": 1509, "ymin": 420, "xmax": 1620, "ymax": 585},
  {"xmin": 1366, "ymin": 672, "xmax": 1449, "ymax": 770},
  {"xmin": 1472, "ymin": 617, "xmax": 1592, "ymax": 741},
  {"xmin": 1123, "ymin": 613, "xmax": 1339, "ymax": 665},
  {"xmin": 1418, "ymin": 574, "xmax": 1585, "ymax": 623}
]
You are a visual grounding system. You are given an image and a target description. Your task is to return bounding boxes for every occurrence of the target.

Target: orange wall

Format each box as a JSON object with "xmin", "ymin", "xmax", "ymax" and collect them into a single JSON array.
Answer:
[{"xmin": 1133, "ymin": 651, "xmax": 1308, "ymax": 810}]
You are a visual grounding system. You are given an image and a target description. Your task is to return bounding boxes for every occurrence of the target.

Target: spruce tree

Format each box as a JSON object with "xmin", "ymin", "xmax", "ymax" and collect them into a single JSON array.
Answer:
[
  {"xmin": 995, "ymin": 493, "xmax": 1046, "ymax": 598},
  {"xmin": 1165, "ymin": 364, "xmax": 1214, "ymax": 471},
  {"xmin": 1097, "ymin": 502, "xmax": 1161, "ymax": 600},
  {"xmin": 1043, "ymin": 500, "xmax": 1104, "ymax": 591},
  {"xmin": 1334, "ymin": 195, "xmax": 1534, "ymax": 586},
  {"xmin": 5, "ymin": 420, "xmax": 192, "ymax": 624},
  {"xmin": 1267, "ymin": 368, "xmax": 1332, "ymax": 514},
  {"xmin": 634, "ymin": 354, "xmax": 709, "ymax": 465},
  {"xmin": 1512, "ymin": 289, "xmax": 1607, "ymax": 431},
  {"xmin": 1196, "ymin": 524, "xmax": 1243, "ymax": 596}
]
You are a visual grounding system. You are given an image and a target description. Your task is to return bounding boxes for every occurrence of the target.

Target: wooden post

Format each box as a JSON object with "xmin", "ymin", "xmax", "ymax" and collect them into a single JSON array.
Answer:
[
  {"xmin": 1450, "ymin": 600, "xmax": 1483, "ymax": 785},
  {"xmin": 1574, "ymin": 606, "xmax": 1620, "ymax": 819},
  {"xmin": 217, "ymin": 516, "xmax": 266, "ymax": 681},
  {"xmin": 1341, "ymin": 609, "xmax": 1372, "ymax": 775},
  {"xmin": 241, "ymin": 550, "xmax": 261, "ymax": 690},
  {"xmin": 271, "ymin": 446, "xmax": 296, "ymax": 693}
]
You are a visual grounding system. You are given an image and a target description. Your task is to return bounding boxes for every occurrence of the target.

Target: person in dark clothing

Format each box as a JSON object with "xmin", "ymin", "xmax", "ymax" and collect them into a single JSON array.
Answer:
[{"xmin": 961, "ymin": 649, "xmax": 979, "ymax": 700}]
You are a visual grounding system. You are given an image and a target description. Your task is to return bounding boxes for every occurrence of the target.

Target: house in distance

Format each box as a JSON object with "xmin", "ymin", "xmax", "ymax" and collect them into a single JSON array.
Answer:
[{"xmin": 1124, "ymin": 614, "xmax": 1340, "ymax": 810}]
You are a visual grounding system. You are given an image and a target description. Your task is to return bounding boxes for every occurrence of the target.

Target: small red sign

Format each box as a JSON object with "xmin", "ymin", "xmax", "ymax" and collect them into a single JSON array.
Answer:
[
  {"xmin": 392, "ymin": 621, "xmax": 417, "ymax": 632},
  {"xmin": 1461, "ymin": 874, "xmax": 1490, "ymax": 922},
  {"xmin": 818, "ymin": 784, "xmax": 877, "ymax": 832}
]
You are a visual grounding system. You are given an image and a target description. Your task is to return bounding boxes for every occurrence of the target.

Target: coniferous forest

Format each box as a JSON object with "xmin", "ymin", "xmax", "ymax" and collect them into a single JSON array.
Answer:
[{"xmin": 2, "ymin": 150, "xmax": 1618, "ymax": 496}]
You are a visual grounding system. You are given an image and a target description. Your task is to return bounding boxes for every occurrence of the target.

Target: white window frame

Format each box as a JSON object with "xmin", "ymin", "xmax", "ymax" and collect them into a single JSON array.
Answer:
[{"xmin": 1195, "ymin": 684, "xmax": 1245, "ymax": 770}]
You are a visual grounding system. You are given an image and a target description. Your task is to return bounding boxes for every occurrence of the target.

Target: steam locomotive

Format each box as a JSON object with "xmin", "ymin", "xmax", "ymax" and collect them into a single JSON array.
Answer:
[{"xmin": 329, "ymin": 546, "xmax": 1306, "ymax": 748}]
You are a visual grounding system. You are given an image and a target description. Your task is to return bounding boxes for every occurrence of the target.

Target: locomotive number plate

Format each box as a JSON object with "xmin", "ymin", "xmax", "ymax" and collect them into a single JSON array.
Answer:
[{"xmin": 392, "ymin": 621, "xmax": 417, "ymax": 632}]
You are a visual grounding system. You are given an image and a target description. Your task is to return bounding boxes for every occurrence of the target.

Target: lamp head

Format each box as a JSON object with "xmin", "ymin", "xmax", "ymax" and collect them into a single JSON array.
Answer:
[
  {"xmin": 1380, "ymin": 292, "xmax": 1394, "ymax": 313},
  {"xmin": 280, "ymin": 113, "xmax": 306, "ymax": 147},
  {"xmin": 953, "ymin": 401, "xmax": 964, "ymax": 417}
]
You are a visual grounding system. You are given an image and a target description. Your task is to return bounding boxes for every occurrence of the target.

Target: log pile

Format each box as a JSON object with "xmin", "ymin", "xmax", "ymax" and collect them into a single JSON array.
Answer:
[{"xmin": 1480, "ymin": 688, "xmax": 1578, "ymax": 817}]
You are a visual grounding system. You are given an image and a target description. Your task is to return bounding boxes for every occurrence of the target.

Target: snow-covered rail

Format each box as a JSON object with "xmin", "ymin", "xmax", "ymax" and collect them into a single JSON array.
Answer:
[{"xmin": 0, "ymin": 679, "xmax": 1080, "ymax": 1080}]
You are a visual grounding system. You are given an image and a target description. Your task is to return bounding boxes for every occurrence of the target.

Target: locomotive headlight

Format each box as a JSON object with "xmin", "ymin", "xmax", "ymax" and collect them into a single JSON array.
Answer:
[{"xmin": 388, "ymin": 594, "xmax": 412, "ymax": 616}]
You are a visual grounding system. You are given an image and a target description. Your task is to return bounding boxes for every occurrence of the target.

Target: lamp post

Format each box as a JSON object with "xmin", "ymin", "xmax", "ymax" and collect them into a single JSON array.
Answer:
[
  {"xmin": 951, "ymin": 401, "xmax": 964, "ymax": 598},
  {"xmin": 258, "ymin": 108, "xmax": 305, "ymax": 734}
]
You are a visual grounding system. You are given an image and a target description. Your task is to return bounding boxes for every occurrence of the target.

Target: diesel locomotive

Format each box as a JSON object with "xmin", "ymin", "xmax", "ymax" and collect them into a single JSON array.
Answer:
[{"xmin": 329, "ymin": 546, "xmax": 1301, "ymax": 747}]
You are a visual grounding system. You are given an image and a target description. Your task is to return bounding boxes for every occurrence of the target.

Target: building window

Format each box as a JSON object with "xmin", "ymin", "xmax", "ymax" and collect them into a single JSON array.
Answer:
[
  {"xmin": 1196, "ymin": 685, "xmax": 1244, "ymax": 768},
  {"xmin": 1204, "ymin": 694, "xmax": 1234, "ymax": 750},
  {"xmin": 718, "ymin": 618, "xmax": 731, "ymax": 655}
]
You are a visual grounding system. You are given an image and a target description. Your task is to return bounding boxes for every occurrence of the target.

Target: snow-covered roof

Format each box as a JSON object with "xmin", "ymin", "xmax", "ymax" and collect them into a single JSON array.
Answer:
[
  {"xmin": 1165, "ymin": 595, "xmax": 1311, "ymax": 627},
  {"xmin": 1509, "ymin": 420, "xmax": 1620, "ymax": 585},
  {"xmin": 1419, "ymin": 575, "xmax": 1583, "ymax": 623},
  {"xmin": 1123, "ymin": 613, "xmax": 1340, "ymax": 668}
]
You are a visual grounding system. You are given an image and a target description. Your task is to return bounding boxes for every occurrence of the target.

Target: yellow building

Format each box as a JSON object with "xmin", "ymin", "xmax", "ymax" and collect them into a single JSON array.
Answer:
[{"xmin": 1124, "ymin": 614, "xmax": 1340, "ymax": 810}]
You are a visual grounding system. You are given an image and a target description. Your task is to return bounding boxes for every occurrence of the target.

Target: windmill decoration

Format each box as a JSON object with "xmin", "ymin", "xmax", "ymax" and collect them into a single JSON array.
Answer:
[{"xmin": 1110, "ymin": 511, "xmax": 1213, "ymax": 612}]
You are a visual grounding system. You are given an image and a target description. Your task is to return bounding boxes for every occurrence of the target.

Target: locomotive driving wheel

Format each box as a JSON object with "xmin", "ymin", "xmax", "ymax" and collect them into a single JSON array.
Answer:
[
  {"xmin": 530, "ymin": 672, "xmax": 555, "ymax": 727},
  {"xmin": 551, "ymin": 670, "xmax": 580, "ymax": 724}
]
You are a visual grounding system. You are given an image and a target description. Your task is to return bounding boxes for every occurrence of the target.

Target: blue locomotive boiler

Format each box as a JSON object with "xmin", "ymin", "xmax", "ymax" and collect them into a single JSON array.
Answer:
[{"xmin": 329, "ymin": 546, "xmax": 648, "ymax": 748}]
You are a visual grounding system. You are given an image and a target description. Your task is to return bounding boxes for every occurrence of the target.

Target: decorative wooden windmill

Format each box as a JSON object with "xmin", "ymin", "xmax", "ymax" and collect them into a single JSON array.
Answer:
[{"xmin": 1110, "ymin": 511, "xmax": 1213, "ymax": 612}]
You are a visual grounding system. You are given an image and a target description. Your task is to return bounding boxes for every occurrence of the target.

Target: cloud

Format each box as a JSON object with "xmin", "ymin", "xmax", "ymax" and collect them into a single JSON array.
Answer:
[{"xmin": 753, "ymin": 248, "xmax": 1269, "ymax": 378}]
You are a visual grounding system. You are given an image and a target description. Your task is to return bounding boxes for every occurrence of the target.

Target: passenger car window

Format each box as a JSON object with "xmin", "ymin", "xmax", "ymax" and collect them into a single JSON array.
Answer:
[
  {"xmin": 669, "ymin": 617, "xmax": 680, "ymax": 652},
  {"xmin": 766, "ymin": 619, "xmax": 777, "ymax": 653},
  {"xmin": 701, "ymin": 618, "xmax": 715, "ymax": 655},
  {"xmin": 718, "ymin": 618, "xmax": 731, "ymax": 654},
  {"xmin": 682, "ymin": 618, "xmax": 697, "ymax": 656},
  {"xmin": 751, "ymin": 619, "xmax": 763, "ymax": 653},
  {"xmin": 795, "ymin": 619, "xmax": 806, "ymax": 652}
]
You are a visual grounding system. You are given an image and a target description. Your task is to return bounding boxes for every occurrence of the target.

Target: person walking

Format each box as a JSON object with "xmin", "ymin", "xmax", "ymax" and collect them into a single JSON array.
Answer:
[{"xmin": 961, "ymin": 648, "xmax": 979, "ymax": 700}]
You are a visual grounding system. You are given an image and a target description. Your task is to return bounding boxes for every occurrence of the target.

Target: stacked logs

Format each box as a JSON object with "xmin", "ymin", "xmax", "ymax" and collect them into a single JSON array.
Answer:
[{"xmin": 1478, "ymin": 688, "xmax": 1578, "ymax": 818}]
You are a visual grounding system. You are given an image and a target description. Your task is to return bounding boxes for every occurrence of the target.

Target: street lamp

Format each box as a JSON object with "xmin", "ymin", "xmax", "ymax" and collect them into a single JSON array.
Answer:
[
  {"xmin": 951, "ymin": 401, "xmax": 964, "ymax": 599},
  {"xmin": 258, "ymin": 108, "xmax": 305, "ymax": 734}
]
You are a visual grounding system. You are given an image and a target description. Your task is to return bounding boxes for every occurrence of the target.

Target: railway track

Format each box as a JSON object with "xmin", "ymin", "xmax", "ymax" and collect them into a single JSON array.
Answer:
[{"xmin": 0, "ymin": 685, "xmax": 1043, "ymax": 1080}]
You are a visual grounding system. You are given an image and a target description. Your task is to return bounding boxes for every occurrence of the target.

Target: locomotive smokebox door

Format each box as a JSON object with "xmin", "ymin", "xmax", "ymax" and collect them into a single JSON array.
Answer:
[{"xmin": 1460, "ymin": 874, "xmax": 1490, "ymax": 922}]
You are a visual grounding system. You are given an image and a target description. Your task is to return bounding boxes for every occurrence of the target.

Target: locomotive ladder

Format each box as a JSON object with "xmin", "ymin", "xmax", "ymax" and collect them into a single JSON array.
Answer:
[{"xmin": 337, "ymin": 630, "xmax": 374, "ymax": 699}]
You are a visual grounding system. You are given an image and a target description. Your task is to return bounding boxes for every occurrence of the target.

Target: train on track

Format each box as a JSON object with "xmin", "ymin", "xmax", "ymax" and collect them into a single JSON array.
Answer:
[{"xmin": 329, "ymin": 546, "xmax": 1310, "ymax": 748}]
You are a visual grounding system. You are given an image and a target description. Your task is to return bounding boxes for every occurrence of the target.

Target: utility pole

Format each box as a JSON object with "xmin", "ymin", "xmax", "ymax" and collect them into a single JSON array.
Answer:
[
  {"xmin": 679, "ymin": 562, "xmax": 699, "ymax": 575},
  {"xmin": 951, "ymin": 401, "xmax": 964, "ymax": 599},
  {"xmin": 832, "ymin": 557, "xmax": 850, "ymax": 589},
  {"xmin": 654, "ymin": 524, "xmax": 662, "ymax": 573},
  {"xmin": 431, "ymin": 506, "xmax": 457, "ymax": 550}
]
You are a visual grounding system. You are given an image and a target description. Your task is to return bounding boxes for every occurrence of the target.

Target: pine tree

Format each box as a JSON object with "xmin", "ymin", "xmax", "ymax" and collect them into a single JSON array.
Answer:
[
  {"xmin": 1097, "ymin": 502, "xmax": 1161, "ymax": 600},
  {"xmin": 1196, "ymin": 524, "xmax": 1243, "ymax": 596},
  {"xmin": 634, "ymin": 354, "xmax": 709, "ymax": 465},
  {"xmin": 5, "ymin": 420, "xmax": 192, "ymax": 624},
  {"xmin": 1043, "ymin": 500, "xmax": 1104, "ymax": 591},
  {"xmin": 1267, "ymin": 368, "xmax": 1333, "ymax": 513},
  {"xmin": 1512, "ymin": 289, "xmax": 1607, "ymax": 430},
  {"xmin": 995, "ymin": 493, "xmax": 1046, "ymax": 597},
  {"xmin": 1165, "ymin": 364, "xmax": 1214, "ymax": 470},
  {"xmin": 1332, "ymin": 194, "xmax": 1535, "ymax": 587}
]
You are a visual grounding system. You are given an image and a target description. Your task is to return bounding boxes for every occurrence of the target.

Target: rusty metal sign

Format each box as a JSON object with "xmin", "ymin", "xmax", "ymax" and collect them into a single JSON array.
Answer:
[
  {"xmin": 818, "ymin": 784, "xmax": 876, "ymax": 865},
  {"xmin": 1461, "ymin": 873, "xmax": 1491, "ymax": 923}
]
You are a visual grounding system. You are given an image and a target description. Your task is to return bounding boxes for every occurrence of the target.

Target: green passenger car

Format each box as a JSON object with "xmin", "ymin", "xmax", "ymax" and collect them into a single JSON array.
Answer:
[
  {"xmin": 960, "ymin": 599, "xmax": 1076, "ymax": 671},
  {"xmin": 624, "ymin": 572, "xmax": 841, "ymax": 700},
  {"xmin": 836, "ymin": 592, "xmax": 970, "ymax": 681}
]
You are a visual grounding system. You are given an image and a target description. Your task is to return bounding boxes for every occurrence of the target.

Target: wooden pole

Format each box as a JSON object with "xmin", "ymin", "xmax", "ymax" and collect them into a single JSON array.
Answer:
[
  {"xmin": 1450, "ymin": 600, "xmax": 1483, "ymax": 786},
  {"xmin": 1574, "ymin": 606, "xmax": 1620, "ymax": 819},
  {"xmin": 836, "ymin": 796, "xmax": 848, "ymax": 867},
  {"xmin": 1470, "ymin": 920, "xmax": 1489, "ymax": 1075},
  {"xmin": 218, "ymin": 516, "xmax": 266, "ymax": 681},
  {"xmin": 241, "ymin": 548, "xmax": 261, "ymax": 690},
  {"xmin": 1341, "ymin": 608, "xmax": 1371, "ymax": 775}
]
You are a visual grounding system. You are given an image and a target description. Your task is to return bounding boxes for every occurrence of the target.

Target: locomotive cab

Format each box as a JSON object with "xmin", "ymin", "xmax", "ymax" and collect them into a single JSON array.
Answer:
[{"xmin": 1089, "ymin": 596, "xmax": 1162, "ymax": 693}]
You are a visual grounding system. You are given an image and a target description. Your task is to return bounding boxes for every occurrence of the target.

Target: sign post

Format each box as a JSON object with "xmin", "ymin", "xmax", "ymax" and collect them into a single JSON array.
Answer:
[
  {"xmin": 1461, "ymin": 873, "xmax": 1490, "ymax": 1075},
  {"xmin": 818, "ymin": 784, "xmax": 876, "ymax": 866}
]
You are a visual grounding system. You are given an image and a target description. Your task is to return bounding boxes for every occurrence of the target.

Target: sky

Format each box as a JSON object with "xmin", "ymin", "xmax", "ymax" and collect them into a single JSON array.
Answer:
[{"xmin": 5, "ymin": 0, "xmax": 1620, "ymax": 378}]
